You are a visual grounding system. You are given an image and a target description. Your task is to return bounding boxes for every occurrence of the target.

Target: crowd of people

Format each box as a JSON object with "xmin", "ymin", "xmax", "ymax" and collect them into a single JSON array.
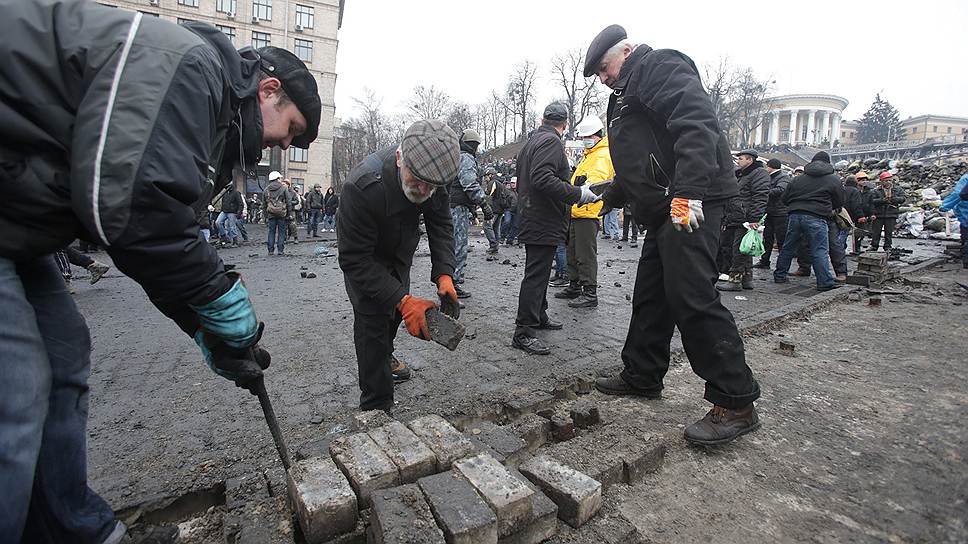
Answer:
[{"xmin": 4, "ymin": 4, "xmax": 967, "ymax": 542}]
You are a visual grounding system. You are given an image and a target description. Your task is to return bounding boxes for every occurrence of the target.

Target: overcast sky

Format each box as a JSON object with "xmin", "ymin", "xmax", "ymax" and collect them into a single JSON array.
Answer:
[{"xmin": 333, "ymin": 1, "xmax": 967, "ymax": 124}]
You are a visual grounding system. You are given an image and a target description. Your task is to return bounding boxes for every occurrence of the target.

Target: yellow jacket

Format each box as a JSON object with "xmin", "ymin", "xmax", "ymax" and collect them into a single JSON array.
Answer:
[{"xmin": 569, "ymin": 137, "xmax": 614, "ymax": 219}]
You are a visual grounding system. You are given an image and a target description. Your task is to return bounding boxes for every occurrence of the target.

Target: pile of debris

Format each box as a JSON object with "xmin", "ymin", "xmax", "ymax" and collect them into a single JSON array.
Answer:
[
  {"xmin": 838, "ymin": 159, "xmax": 967, "ymax": 240},
  {"xmin": 848, "ymin": 251, "xmax": 900, "ymax": 286}
]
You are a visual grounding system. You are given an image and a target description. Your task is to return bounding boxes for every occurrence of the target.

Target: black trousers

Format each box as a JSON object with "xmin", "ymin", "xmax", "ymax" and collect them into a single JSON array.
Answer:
[
  {"xmin": 622, "ymin": 214, "xmax": 639, "ymax": 239},
  {"xmin": 352, "ymin": 310, "xmax": 401, "ymax": 411},
  {"xmin": 870, "ymin": 217, "xmax": 896, "ymax": 250},
  {"xmin": 728, "ymin": 226, "xmax": 751, "ymax": 276},
  {"xmin": 759, "ymin": 214, "xmax": 788, "ymax": 264},
  {"xmin": 515, "ymin": 244, "xmax": 556, "ymax": 337},
  {"xmin": 620, "ymin": 201, "xmax": 760, "ymax": 409}
]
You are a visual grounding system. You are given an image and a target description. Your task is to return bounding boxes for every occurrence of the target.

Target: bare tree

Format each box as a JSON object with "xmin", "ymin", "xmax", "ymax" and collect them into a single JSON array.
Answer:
[
  {"xmin": 350, "ymin": 87, "xmax": 392, "ymax": 151},
  {"xmin": 730, "ymin": 69, "xmax": 774, "ymax": 147},
  {"xmin": 703, "ymin": 56, "xmax": 741, "ymax": 138},
  {"xmin": 408, "ymin": 85, "xmax": 451, "ymax": 121},
  {"xmin": 445, "ymin": 101, "xmax": 474, "ymax": 137},
  {"xmin": 506, "ymin": 61, "xmax": 537, "ymax": 141},
  {"xmin": 550, "ymin": 48, "xmax": 604, "ymax": 137}
]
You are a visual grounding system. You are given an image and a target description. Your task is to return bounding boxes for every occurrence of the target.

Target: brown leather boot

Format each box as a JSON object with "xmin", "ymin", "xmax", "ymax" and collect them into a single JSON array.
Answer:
[
  {"xmin": 683, "ymin": 404, "xmax": 760, "ymax": 446},
  {"xmin": 389, "ymin": 355, "xmax": 412, "ymax": 383}
]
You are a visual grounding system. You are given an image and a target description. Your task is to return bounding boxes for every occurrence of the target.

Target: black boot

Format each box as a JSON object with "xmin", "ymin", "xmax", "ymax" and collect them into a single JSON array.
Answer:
[
  {"xmin": 554, "ymin": 281, "xmax": 582, "ymax": 299},
  {"xmin": 717, "ymin": 273, "xmax": 743, "ymax": 292},
  {"xmin": 568, "ymin": 285, "xmax": 598, "ymax": 308},
  {"xmin": 741, "ymin": 272, "xmax": 753, "ymax": 290}
]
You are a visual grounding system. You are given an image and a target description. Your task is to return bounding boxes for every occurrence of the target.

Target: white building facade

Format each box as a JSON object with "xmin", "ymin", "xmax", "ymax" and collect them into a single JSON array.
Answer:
[{"xmin": 751, "ymin": 94, "xmax": 849, "ymax": 149}]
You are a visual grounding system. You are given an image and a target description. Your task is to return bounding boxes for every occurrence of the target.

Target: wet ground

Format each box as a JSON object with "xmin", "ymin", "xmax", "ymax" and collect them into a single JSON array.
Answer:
[{"xmin": 72, "ymin": 226, "xmax": 963, "ymax": 541}]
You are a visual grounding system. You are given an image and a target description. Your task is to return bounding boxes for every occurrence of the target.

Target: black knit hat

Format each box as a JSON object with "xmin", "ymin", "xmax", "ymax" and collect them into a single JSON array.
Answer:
[
  {"xmin": 767, "ymin": 158, "xmax": 782, "ymax": 169},
  {"xmin": 812, "ymin": 151, "xmax": 831, "ymax": 164},
  {"xmin": 257, "ymin": 46, "xmax": 321, "ymax": 149}
]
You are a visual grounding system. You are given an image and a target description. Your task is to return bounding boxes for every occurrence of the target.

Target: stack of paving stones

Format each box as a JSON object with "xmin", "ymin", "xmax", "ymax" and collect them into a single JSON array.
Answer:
[
  {"xmin": 222, "ymin": 388, "xmax": 652, "ymax": 544},
  {"xmin": 849, "ymin": 251, "xmax": 899, "ymax": 286}
]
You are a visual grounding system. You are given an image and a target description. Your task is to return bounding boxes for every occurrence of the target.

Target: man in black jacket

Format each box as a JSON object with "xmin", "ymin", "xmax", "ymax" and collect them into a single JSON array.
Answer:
[
  {"xmin": 512, "ymin": 102, "xmax": 600, "ymax": 355},
  {"xmin": 216, "ymin": 184, "xmax": 244, "ymax": 246},
  {"xmin": 323, "ymin": 187, "xmax": 339, "ymax": 231},
  {"xmin": 719, "ymin": 150, "xmax": 769, "ymax": 291},
  {"xmin": 584, "ymin": 25, "xmax": 761, "ymax": 446},
  {"xmin": 307, "ymin": 184, "xmax": 324, "ymax": 237},
  {"xmin": 0, "ymin": 1, "xmax": 320, "ymax": 541},
  {"xmin": 869, "ymin": 171, "xmax": 906, "ymax": 251},
  {"xmin": 337, "ymin": 120, "xmax": 460, "ymax": 412},
  {"xmin": 773, "ymin": 152, "xmax": 843, "ymax": 290},
  {"xmin": 754, "ymin": 158, "xmax": 791, "ymax": 269}
]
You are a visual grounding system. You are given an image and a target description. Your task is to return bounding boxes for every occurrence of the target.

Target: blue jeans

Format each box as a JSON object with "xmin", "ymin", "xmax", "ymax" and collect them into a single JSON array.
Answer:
[
  {"xmin": 215, "ymin": 212, "xmax": 239, "ymax": 242},
  {"xmin": 267, "ymin": 217, "xmax": 286, "ymax": 254},
  {"xmin": 0, "ymin": 256, "xmax": 117, "ymax": 542},
  {"xmin": 774, "ymin": 214, "xmax": 834, "ymax": 287},
  {"xmin": 603, "ymin": 209, "xmax": 620, "ymax": 237},
  {"xmin": 308, "ymin": 209, "xmax": 322, "ymax": 235},
  {"xmin": 554, "ymin": 243, "xmax": 567, "ymax": 278},
  {"xmin": 322, "ymin": 212, "xmax": 336, "ymax": 231},
  {"xmin": 502, "ymin": 210, "xmax": 518, "ymax": 242}
]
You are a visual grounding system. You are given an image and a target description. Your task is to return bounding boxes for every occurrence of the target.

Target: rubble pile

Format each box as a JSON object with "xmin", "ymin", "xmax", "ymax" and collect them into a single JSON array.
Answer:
[{"xmin": 839, "ymin": 159, "xmax": 967, "ymax": 240}]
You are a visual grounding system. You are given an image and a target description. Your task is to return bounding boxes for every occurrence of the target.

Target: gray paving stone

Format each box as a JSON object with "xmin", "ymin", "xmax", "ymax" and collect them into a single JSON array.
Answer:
[
  {"xmin": 418, "ymin": 471, "xmax": 498, "ymax": 544},
  {"xmin": 368, "ymin": 484, "xmax": 446, "ymax": 544},
  {"xmin": 504, "ymin": 390, "xmax": 557, "ymax": 418},
  {"xmin": 287, "ymin": 456, "xmax": 358, "ymax": 544},
  {"xmin": 368, "ymin": 420, "xmax": 437, "ymax": 483},
  {"xmin": 407, "ymin": 415, "xmax": 477, "ymax": 471},
  {"xmin": 499, "ymin": 469, "xmax": 559, "ymax": 544},
  {"xmin": 508, "ymin": 414, "xmax": 551, "ymax": 453},
  {"xmin": 453, "ymin": 453, "xmax": 534, "ymax": 535},
  {"xmin": 549, "ymin": 411, "xmax": 576, "ymax": 442},
  {"xmin": 351, "ymin": 410, "xmax": 393, "ymax": 432},
  {"xmin": 519, "ymin": 455, "xmax": 602, "ymax": 528},
  {"xmin": 465, "ymin": 422, "xmax": 528, "ymax": 467},
  {"xmin": 569, "ymin": 400, "xmax": 600, "ymax": 429},
  {"xmin": 546, "ymin": 427, "xmax": 666, "ymax": 489},
  {"xmin": 329, "ymin": 432, "xmax": 400, "ymax": 506},
  {"xmin": 425, "ymin": 308, "xmax": 466, "ymax": 351}
]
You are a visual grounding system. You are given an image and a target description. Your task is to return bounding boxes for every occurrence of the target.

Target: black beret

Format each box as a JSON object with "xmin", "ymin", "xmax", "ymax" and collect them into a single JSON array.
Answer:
[
  {"xmin": 583, "ymin": 24, "xmax": 627, "ymax": 78},
  {"xmin": 258, "ymin": 46, "xmax": 321, "ymax": 149}
]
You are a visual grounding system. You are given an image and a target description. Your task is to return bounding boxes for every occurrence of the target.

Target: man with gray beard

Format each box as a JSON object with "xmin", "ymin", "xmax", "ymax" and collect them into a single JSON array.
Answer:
[{"xmin": 337, "ymin": 119, "xmax": 459, "ymax": 412}]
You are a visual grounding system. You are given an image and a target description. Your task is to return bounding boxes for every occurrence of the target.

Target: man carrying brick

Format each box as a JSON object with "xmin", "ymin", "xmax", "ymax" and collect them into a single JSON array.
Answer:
[
  {"xmin": 337, "ymin": 120, "xmax": 460, "ymax": 412},
  {"xmin": 583, "ymin": 24, "xmax": 761, "ymax": 445}
]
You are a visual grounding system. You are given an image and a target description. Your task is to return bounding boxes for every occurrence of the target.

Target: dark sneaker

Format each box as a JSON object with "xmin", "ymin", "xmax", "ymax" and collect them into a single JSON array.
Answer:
[
  {"xmin": 594, "ymin": 375, "xmax": 661, "ymax": 399},
  {"xmin": 773, "ymin": 276, "xmax": 789, "ymax": 283},
  {"xmin": 486, "ymin": 246, "xmax": 499, "ymax": 255},
  {"xmin": 554, "ymin": 283, "xmax": 582, "ymax": 299},
  {"xmin": 752, "ymin": 261, "xmax": 770, "ymax": 269},
  {"xmin": 455, "ymin": 285, "xmax": 472, "ymax": 299},
  {"xmin": 390, "ymin": 355, "xmax": 412, "ymax": 382},
  {"xmin": 568, "ymin": 294, "xmax": 598, "ymax": 308},
  {"xmin": 717, "ymin": 281, "xmax": 742, "ymax": 292},
  {"xmin": 816, "ymin": 283, "xmax": 842, "ymax": 291},
  {"xmin": 511, "ymin": 335, "xmax": 551, "ymax": 355},
  {"xmin": 549, "ymin": 276, "xmax": 569, "ymax": 288},
  {"xmin": 683, "ymin": 404, "xmax": 760, "ymax": 446},
  {"xmin": 535, "ymin": 318, "xmax": 563, "ymax": 330},
  {"xmin": 87, "ymin": 261, "xmax": 110, "ymax": 284}
]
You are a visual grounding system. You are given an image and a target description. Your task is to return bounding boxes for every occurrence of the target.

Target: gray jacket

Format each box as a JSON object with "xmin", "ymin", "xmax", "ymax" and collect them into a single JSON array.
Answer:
[{"xmin": 0, "ymin": 0, "xmax": 264, "ymax": 334}]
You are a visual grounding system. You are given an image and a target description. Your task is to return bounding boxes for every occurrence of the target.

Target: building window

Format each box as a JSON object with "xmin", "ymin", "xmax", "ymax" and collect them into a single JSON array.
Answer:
[
  {"xmin": 177, "ymin": 18, "xmax": 196, "ymax": 25},
  {"xmin": 933, "ymin": 126, "xmax": 938, "ymax": 133},
  {"xmin": 178, "ymin": 0, "xmax": 199, "ymax": 6},
  {"xmin": 216, "ymin": 0, "xmax": 236, "ymax": 13},
  {"xmin": 947, "ymin": 127, "xmax": 952, "ymax": 134},
  {"xmin": 290, "ymin": 146, "xmax": 308, "ymax": 162},
  {"xmin": 216, "ymin": 25, "xmax": 236, "ymax": 44},
  {"xmin": 293, "ymin": 39, "xmax": 313, "ymax": 62},
  {"xmin": 252, "ymin": 0, "xmax": 272, "ymax": 20},
  {"xmin": 251, "ymin": 31, "xmax": 270, "ymax": 49},
  {"xmin": 912, "ymin": 127, "xmax": 917, "ymax": 134},
  {"xmin": 295, "ymin": 4, "xmax": 314, "ymax": 28}
]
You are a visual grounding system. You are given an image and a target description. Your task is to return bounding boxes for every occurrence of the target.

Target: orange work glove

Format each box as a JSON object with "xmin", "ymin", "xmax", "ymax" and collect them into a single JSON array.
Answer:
[
  {"xmin": 397, "ymin": 294, "xmax": 436, "ymax": 340},
  {"xmin": 670, "ymin": 198, "xmax": 704, "ymax": 233},
  {"xmin": 435, "ymin": 274, "xmax": 458, "ymax": 305}
]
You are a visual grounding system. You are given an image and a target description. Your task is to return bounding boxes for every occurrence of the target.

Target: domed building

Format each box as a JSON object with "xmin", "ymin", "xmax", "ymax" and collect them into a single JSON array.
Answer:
[{"xmin": 741, "ymin": 94, "xmax": 849, "ymax": 148}]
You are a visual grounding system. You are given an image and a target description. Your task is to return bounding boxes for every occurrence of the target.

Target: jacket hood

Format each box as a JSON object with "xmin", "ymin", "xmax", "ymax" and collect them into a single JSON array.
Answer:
[
  {"xmin": 804, "ymin": 160, "xmax": 834, "ymax": 177},
  {"xmin": 266, "ymin": 180, "xmax": 285, "ymax": 193}
]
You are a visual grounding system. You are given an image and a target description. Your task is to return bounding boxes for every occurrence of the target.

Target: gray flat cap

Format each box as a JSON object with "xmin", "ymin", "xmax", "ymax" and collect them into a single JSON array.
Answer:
[
  {"xmin": 583, "ymin": 24, "xmax": 627, "ymax": 77},
  {"xmin": 543, "ymin": 101, "xmax": 569, "ymax": 122},
  {"xmin": 736, "ymin": 149, "xmax": 758, "ymax": 158},
  {"xmin": 401, "ymin": 119, "xmax": 460, "ymax": 187}
]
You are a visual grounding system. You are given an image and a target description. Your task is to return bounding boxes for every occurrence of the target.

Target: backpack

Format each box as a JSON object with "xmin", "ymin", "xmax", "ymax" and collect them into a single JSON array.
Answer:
[{"xmin": 267, "ymin": 191, "xmax": 288, "ymax": 218}]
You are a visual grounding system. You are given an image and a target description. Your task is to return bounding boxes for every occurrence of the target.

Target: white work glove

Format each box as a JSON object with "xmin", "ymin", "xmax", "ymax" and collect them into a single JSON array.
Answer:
[
  {"xmin": 578, "ymin": 184, "xmax": 601, "ymax": 205},
  {"xmin": 670, "ymin": 198, "xmax": 704, "ymax": 233}
]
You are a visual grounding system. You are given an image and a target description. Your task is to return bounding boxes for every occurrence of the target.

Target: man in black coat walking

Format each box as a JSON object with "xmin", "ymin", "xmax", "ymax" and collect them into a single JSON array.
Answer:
[
  {"xmin": 754, "ymin": 158, "xmax": 791, "ymax": 268},
  {"xmin": 584, "ymin": 25, "xmax": 761, "ymax": 446},
  {"xmin": 719, "ymin": 149, "xmax": 769, "ymax": 291},
  {"xmin": 337, "ymin": 120, "xmax": 460, "ymax": 412},
  {"xmin": 511, "ymin": 102, "xmax": 600, "ymax": 355}
]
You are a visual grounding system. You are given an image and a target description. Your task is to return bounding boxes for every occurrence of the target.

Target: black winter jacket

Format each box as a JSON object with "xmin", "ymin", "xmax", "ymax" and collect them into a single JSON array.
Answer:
[
  {"xmin": 766, "ymin": 170, "xmax": 791, "ymax": 217},
  {"xmin": 870, "ymin": 186, "xmax": 906, "ymax": 218},
  {"xmin": 725, "ymin": 161, "xmax": 770, "ymax": 226},
  {"xmin": 220, "ymin": 188, "xmax": 243, "ymax": 214},
  {"xmin": 782, "ymin": 161, "xmax": 844, "ymax": 219},
  {"xmin": 337, "ymin": 148, "xmax": 455, "ymax": 315},
  {"xmin": 843, "ymin": 183, "xmax": 865, "ymax": 223},
  {"xmin": 0, "ymin": 0, "xmax": 273, "ymax": 336},
  {"xmin": 601, "ymin": 45, "xmax": 738, "ymax": 228},
  {"xmin": 307, "ymin": 189, "xmax": 325, "ymax": 210},
  {"xmin": 515, "ymin": 125, "xmax": 581, "ymax": 245},
  {"xmin": 324, "ymin": 192, "xmax": 339, "ymax": 214}
]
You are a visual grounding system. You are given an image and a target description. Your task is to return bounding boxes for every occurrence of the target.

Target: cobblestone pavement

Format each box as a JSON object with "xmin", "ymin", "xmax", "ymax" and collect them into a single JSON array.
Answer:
[{"xmin": 74, "ymin": 225, "xmax": 950, "ymax": 509}]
